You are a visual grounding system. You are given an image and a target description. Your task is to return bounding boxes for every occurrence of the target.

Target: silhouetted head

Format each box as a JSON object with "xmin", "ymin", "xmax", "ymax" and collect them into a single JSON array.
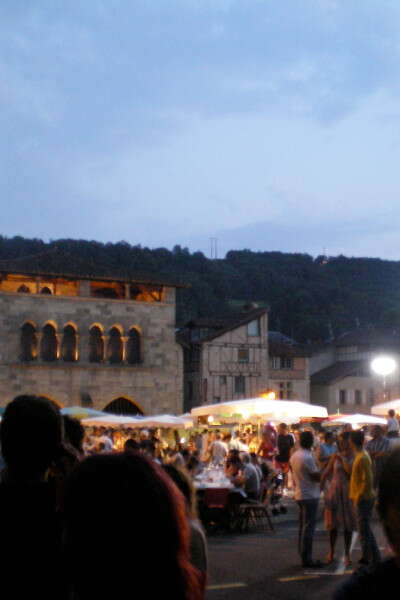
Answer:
[
  {"xmin": 123, "ymin": 438, "xmax": 140, "ymax": 454},
  {"xmin": 63, "ymin": 415, "xmax": 84, "ymax": 455},
  {"xmin": 228, "ymin": 448, "xmax": 241, "ymax": 463},
  {"xmin": 64, "ymin": 452, "xmax": 200, "ymax": 600},
  {"xmin": 372, "ymin": 425, "xmax": 384, "ymax": 439},
  {"xmin": 350, "ymin": 429, "xmax": 364, "ymax": 451},
  {"xmin": 389, "ymin": 409, "xmax": 395, "ymax": 418},
  {"xmin": 241, "ymin": 452, "xmax": 251, "ymax": 464},
  {"xmin": 338, "ymin": 431, "xmax": 351, "ymax": 452},
  {"xmin": 324, "ymin": 431, "xmax": 334, "ymax": 444},
  {"xmin": 163, "ymin": 463, "xmax": 197, "ymax": 518},
  {"xmin": 0, "ymin": 395, "xmax": 62, "ymax": 481},
  {"xmin": 299, "ymin": 431, "xmax": 314, "ymax": 450}
]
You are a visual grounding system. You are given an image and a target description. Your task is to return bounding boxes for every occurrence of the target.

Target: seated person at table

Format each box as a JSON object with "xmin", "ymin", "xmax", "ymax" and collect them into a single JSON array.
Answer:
[
  {"xmin": 225, "ymin": 449, "xmax": 243, "ymax": 478},
  {"xmin": 241, "ymin": 453, "xmax": 261, "ymax": 501}
]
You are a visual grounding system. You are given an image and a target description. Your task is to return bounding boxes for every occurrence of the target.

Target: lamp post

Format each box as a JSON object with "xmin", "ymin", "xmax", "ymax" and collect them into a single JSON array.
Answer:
[{"xmin": 371, "ymin": 355, "xmax": 397, "ymax": 403}]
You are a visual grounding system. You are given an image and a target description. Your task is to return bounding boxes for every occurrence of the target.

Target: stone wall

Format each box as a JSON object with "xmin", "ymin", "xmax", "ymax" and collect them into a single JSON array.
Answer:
[{"xmin": 0, "ymin": 290, "xmax": 183, "ymax": 414}]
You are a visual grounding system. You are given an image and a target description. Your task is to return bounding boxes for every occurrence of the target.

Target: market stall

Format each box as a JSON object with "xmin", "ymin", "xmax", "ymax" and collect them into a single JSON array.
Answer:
[
  {"xmin": 124, "ymin": 414, "xmax": 194, "ymax": 429},
  {"xmin": 322, "ymin": 413, "xmax": 387, "ymax": 428},
  {"xmin": 82, "ymin": 414, "xmax": 143, "ymax": 428},
  {"xmin": 191, "ymin": 397, "xmax": 328, "ymax": 425},
  {"xmin": 61, "ymin": 406, "xmax": 107, "ymax": 420}
]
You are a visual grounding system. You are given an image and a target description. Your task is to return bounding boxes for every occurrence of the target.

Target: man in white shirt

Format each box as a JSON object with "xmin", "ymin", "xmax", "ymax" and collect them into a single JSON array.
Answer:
[
  {"xmin": 228, "ymin": 430, "xmax": 242, "ymax": 451},
  {"xmin": 289, "ymin": 431, "xmax": 322, "ymax": 568},
  {"xmin": 209, "ymin": 433, "xmax": 228, "ymax": 465},
  {"xmin": 387, "ymin": 410, "xmax": 399, "ymax": 439}
]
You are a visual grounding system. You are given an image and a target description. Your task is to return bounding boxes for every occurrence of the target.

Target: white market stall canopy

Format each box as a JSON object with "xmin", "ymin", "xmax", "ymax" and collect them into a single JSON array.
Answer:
[
  {"xmin": 82, "ymin": 414, "xmax": 143, "ymax": 428},
  {"xmin": 191, "ymin": 398, "xmax": 328, "ymax": 424},
  {"xmin": 82, "ymin": 414, "xmax": 193, "ymax": 429},
  {"xmin": 126, "ymin": 414, "xmax": 193, "ymax": 429},
  {"xmin": 323, "ymin": 413, "xmax": 387, "ymax": 427},
  {"xmin": 371, "ymin": 399, "xmax": 400, "ymax": 416},
  {"xmin": 61, "ymin": 406, "xmax": 107, "ymax": 420}
]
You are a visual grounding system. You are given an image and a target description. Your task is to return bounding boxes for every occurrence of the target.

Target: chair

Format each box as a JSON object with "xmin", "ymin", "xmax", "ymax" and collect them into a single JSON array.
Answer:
[
  {"xmin": 233, "ymin": 492, "xmax": 275, "ymax": 533},
  {"xmin": 200, "ymin": 488, "xmax": 230, "ymax": 532},
  {"xmin": 203, "ymin": 488, "xmax": 230, "ymax": 509}
]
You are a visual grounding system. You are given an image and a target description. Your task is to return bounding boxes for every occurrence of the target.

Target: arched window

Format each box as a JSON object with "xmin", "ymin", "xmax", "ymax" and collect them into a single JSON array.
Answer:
[
  {"xmin": 80, "ymin": 392, "xmax": 93, "ymax": 407},
  {"xmin": 104, "ymin": 397, "xmax": 143, "ymax": 415},
  {"xmin": 17, "ymin": 285, "xmax": 31, "ymax": 293},
  {"xmin": 20, "ymin": 322, "xmax": 37, "ymax": 361},
  {"xmin": 62, "ymin": 325, "xmax": 77, "ymax": 362},
  {"xmin": 127, "ymin": 328, "xmax": 141, "ymax": 364},
  {"xmin": 107, "ymin": 327, "xmax": 123, "ymax": 364},
  {"xmin": 40, "ymin": 287, "xmax": 52, "ymax": 295},
  {"xmin": 89, "ymin": 326, "xmax": 104, "ymax": 363},
  {"xmin": 41, "ymin": 324, "xmax": 58, "ymax": 362}
]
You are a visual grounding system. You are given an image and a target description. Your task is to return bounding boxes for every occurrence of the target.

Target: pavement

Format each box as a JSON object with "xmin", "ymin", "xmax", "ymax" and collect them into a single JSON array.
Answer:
[{"xmin": 205, "ymin": 498, "xmax": 390, "ymax": 600}]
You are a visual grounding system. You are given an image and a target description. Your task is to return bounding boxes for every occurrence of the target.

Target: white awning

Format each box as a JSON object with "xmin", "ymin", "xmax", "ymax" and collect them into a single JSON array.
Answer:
[
  {"xmin": 371, "ymin": 399, "xmax": 400, "ymax": 416},
  {"xmin": 323, "ymin": 413, "xmax": 386, "ymax": 427},
  {"xmin": 191, "ymin": 397, "xmax": 327, "ymax": 423}
]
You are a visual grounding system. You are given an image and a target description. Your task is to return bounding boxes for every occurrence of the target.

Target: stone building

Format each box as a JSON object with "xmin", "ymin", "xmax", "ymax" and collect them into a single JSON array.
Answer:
[
  {"xmin": 0, "ymin": 249, "xmax": 183, "ymax": 414},
  {"xmin": 310, "ymin": 329, "xmax": 400, "ymax": 414},
  {"xmin": 178, "ymin": 307, "xmax": 269, "ymax": 412}
]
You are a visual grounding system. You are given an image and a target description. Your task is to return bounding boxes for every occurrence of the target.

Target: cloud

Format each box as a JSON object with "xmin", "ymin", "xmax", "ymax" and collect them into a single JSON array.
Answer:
[{"xmin": 2, "ymin": 1, "xmax": 400, "ymax": 260}]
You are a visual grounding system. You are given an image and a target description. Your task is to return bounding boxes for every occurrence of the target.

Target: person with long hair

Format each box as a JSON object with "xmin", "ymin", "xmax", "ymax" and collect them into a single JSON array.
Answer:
[
  {"xmin": 321, "ymin": 431, "xmax": 356, "ymax": 566},
  {"xmin": 163, "ymin": 463, "xmax": 208, "ymax": 591},
  {"xmin": 63, "ymin": 452, "xmax": 203, "ymax": 600}
]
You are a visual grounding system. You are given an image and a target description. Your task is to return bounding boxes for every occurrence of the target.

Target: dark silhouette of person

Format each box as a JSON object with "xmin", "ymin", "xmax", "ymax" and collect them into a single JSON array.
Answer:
[
  {"xmin": 0, "ymin": 394, "xmax": 65, "ymax": 599},
  {"xmin": 63, "ymin": 414, "xmax": 85, "ymax": 457},
  {"xmin": 63, "ymin": 452, "xmax": 203, "ymax": 600},
  {"xmin": 334, "ymin": 446, "xmax": 400, "ymax": 598}
]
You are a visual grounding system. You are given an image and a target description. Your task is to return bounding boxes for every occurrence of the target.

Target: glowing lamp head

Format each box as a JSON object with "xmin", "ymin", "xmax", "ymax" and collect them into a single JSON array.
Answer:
[
  {"xmin": 371, "ymin": 356, "xmax": 397, "ymax": 377},
  {"xmin": 207, "ymin": 415, "xmax": 214, "ymax": 424}
]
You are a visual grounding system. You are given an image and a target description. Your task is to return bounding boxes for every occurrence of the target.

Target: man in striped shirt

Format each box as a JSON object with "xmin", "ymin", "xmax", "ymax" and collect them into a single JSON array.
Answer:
[{"xmin": 366, "ymin": 425, "xmax": 389, "ymax": 487}]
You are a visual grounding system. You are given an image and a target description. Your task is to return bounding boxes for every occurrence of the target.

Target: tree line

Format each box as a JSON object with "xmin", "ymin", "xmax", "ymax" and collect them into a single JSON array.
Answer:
[{"xmin": 1, "ymin": 235, "xmax": 400, "ymax": 342}]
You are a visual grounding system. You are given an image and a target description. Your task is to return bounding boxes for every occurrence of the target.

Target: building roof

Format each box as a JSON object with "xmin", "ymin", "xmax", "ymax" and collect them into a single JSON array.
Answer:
[
  {"xmin": 267, "ymin": 331, "xmax": 310, "ymax": 357},
  {"xmin": 268, "ymin": 340, "xmax": 311, "ymax": 357},
  {"xmin": 334, "ymin": 328, "xmax": 400, "ymax": 349},
  {"xmin": 177, "ymin": 306, "xmax": 268, "ymax": 346},
  {"xmin": 0, "ymin": 247, "xmax": 187, "ymax": 288},
  {"xmin": 311, "ymin": 360, "xmax": 369, "ymax": 385}
]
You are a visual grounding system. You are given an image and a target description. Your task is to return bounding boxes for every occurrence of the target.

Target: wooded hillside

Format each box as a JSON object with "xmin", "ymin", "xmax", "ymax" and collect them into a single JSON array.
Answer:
[{"xmin": 1, "ymin": 235, "xmax": 399, "ymax": 342}]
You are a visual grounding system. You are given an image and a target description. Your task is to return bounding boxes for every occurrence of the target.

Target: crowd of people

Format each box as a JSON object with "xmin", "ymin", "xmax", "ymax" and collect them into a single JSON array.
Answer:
[
  {"xmin": 0, "ymin": 395, "xmax": 205, "ymax": 599},
  {"xmin": 288, "ymin": 410, "xmax": 400, "ymax": 599},
  {"xmin": 2, "ymin": 394, "xmax": 400, "ymax": 599}
]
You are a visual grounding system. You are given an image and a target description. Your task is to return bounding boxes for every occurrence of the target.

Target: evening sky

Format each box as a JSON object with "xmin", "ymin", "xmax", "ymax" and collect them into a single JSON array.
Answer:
[{"xmin": 2, "ymin": 1, "xmax": 400, "ymax": 258}]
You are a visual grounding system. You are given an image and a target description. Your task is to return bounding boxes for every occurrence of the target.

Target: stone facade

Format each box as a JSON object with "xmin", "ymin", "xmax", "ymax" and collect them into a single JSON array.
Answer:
[
  {"xmin": 268, "ymin": 355, "xmax": 310, "ymax": 402},
  {"xmin": 0, "ymin": 286, "xmax": 183, "ymax": 414}
]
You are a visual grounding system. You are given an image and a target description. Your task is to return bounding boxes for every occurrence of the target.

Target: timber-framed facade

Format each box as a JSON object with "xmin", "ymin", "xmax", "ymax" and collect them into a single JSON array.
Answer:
[{"xmin": 179, "ymin": 307, "xmax": 269, "ymax": 411}]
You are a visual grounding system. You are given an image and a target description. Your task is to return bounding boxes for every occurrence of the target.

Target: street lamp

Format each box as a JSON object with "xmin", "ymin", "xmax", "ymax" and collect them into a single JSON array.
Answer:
[{"xmin": 371, "ymin": 355, "xmax": 397, "ymax": 402}]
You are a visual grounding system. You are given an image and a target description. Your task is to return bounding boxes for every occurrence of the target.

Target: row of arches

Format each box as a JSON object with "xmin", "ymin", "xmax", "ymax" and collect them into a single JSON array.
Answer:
[{"xmin": 20, "ymin": 322, "xmax": 142, "ymax": 365}]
